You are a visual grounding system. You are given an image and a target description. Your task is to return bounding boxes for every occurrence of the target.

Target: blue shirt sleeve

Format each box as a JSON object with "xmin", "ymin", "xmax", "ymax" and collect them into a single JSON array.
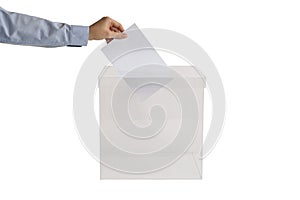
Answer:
[{"xmin": 0, "ymin": 7, "xmax": 89, "ymax": 47}]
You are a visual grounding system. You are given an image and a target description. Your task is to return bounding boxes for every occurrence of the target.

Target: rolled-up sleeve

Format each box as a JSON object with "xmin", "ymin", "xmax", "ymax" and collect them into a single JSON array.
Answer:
[{"xmin": 0, "ymin": 7, "xmax": 89, "ymax": 47}]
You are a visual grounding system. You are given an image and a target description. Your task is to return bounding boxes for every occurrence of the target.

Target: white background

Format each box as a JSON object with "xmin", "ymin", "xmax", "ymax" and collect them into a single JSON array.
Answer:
[{"xmin": 0, "ymin": 0, "xmax": 299, "ymax": 199}]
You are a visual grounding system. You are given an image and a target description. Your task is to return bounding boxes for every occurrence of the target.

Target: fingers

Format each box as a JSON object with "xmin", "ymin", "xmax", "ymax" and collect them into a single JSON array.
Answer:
[
  {"xmin": 110, "ymin": 26, "xmax": 120, "ymax": 32},
  {"xmin": 108, "ymin": 31, "xmax": 127, "ymax": 39},
  {"xmin": 108, "ymin": 23, "xmax": 127, "ymax": 39},
  {"xmin": 110, "ymin": 18, "xmax": 125, "ymax": 32},
  {"xmin": 93, "ymin": 16, "xmax": 127, "ymax": 41}
]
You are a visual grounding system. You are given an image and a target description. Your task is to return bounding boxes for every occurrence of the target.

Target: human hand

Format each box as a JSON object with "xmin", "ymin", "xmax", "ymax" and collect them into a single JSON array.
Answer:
[{"xmin": 88, "ymin": 17, "xmax": 127, "ymax": 42}]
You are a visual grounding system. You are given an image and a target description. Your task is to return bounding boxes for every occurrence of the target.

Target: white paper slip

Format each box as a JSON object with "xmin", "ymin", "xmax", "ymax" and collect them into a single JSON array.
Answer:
[{"xmin": 101, "ymin": 24, "xmax": 173, "ymax": 101}]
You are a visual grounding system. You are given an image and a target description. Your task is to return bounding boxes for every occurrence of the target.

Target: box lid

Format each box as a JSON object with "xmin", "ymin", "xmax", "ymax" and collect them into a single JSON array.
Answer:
[{"xmin": 99, "ymin": 65, "xmax": 206, "ymax": 82}]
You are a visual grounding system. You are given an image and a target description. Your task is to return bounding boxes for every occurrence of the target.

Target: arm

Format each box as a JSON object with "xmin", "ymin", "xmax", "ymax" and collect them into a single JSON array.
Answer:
[
  {"xmin": 0, "ymin": 7, "xmax": 127, "ymax": 47},
  {"xmin": 0, "ymin": 7, "xmax": 88, "ymax": 47}
]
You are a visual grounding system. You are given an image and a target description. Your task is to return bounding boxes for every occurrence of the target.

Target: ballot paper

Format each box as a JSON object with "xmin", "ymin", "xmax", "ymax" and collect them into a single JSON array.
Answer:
[{"xmin": 101, "ymin": 24, "xmax": 173, "ymax": 101}]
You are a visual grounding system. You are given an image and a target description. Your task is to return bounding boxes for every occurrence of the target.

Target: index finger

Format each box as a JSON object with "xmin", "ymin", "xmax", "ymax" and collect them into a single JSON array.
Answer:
[{"xmin": 110, "ymin": 18, "xmax": 125, "ymax": 32}]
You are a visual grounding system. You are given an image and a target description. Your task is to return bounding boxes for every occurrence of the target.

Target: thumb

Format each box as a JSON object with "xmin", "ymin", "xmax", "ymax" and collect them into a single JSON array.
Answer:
[{"xmin": 109, "ymin": 31, "xmax": 128, "ymax": 39}]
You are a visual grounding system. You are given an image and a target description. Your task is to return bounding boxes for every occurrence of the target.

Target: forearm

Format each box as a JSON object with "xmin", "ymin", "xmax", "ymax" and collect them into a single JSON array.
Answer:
[{"xmin": 0, "ymin": 7, "xmax": 89, "ymax": 47}]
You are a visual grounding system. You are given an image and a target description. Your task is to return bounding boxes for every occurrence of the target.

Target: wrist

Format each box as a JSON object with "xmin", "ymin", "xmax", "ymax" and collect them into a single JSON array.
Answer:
[{"xmin": 88, "ymin": 26, "xmax": 94, "ymax": 40}]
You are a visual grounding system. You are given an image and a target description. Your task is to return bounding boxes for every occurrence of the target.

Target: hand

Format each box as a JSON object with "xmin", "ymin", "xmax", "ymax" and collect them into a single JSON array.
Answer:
[{"xmin": 88, "ymin": 17, "xmax": 127, "ymax": 41}]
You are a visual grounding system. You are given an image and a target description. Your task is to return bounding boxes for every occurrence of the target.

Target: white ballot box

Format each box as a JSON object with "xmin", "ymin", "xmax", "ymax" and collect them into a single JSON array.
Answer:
[{"xmin": 98, "ymin": 65, "xmax": 206, "ymax": 179}]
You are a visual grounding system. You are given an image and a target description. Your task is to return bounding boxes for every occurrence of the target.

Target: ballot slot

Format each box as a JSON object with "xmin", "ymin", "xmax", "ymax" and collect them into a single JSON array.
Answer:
[{"xmin": 101, "ymin": 24, "xmax": 173, "ymax": 101}]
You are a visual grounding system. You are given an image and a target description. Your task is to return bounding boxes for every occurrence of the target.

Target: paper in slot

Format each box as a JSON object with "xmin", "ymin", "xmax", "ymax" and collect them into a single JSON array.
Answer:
[{"xmin": 101, "ymin": 24, "xmax": 173, "ymax": 101}]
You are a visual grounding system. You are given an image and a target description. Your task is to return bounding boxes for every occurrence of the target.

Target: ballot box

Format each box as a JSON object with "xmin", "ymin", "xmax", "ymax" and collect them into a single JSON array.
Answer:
[{"xmin": 98, "ymin": 65, "xmax": 206, "ymax": 179}]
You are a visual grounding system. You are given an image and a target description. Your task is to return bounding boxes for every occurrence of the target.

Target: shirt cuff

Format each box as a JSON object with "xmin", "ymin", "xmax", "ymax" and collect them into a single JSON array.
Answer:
[{"xmin": 68, "ymin": 25, "xmax": 89, "ymax": 46}]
